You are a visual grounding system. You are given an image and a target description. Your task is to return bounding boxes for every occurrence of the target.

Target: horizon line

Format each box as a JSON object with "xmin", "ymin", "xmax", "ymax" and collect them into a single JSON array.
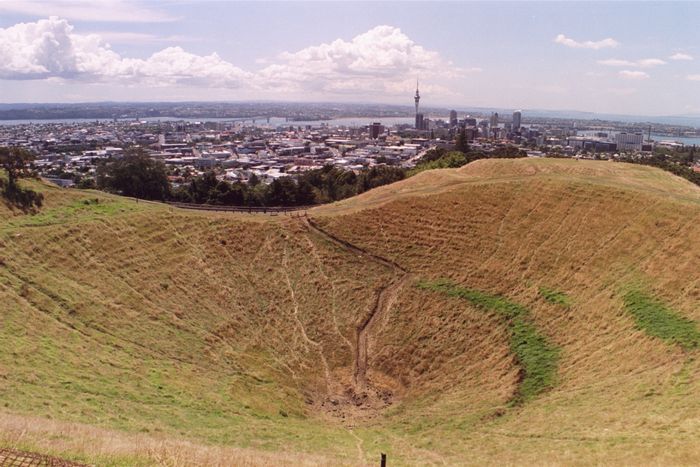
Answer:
[{"xmin": 0, "ymin": 100, "xmax": 699, "ymax": 121}]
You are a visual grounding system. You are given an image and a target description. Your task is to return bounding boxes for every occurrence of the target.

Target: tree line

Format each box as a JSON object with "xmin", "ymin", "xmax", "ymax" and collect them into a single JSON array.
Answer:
[
  {"xmin": 94, "ymin": 148, "xmax": 406, "ymax": 206},
  {"xmin": 409, "ymin": 143, "xmax": 527, "ymax": 176},
  {"xmin": 93, "ymin": 142, "xmax": 530, "ymax": 206},
  {"xmin": 33, "ymin": 134, "xmax": 700, "ymax": 212},
  {"xmin": 92, "ymin": 139, "xmax": 531, "ymax": 206},
  {"xmin": 169, "ymin": 164, "xmax": 406, "ymax": 207}
]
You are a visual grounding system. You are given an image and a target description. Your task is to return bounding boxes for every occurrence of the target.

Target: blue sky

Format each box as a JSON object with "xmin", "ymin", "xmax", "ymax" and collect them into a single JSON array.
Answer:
[{"xmin": 0, "ymin": 1, "xmax": 698, "ymax": 116}]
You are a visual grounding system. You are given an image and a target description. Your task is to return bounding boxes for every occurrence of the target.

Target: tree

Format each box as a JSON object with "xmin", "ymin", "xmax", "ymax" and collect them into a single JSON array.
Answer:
[
  {"xmin": 96, "ymin": 147, "xmax": 170, "ymax": 200},
  {"xmin": 418, "ymin": 147, "xmax": 447, "ymax": 163},
  {"xmin": 222, "ymin": 182, "xmax": 247, "ymax": 205},
  {"xmin": 356, "ymin": 166, "xmax": 405, "ymax": 193},
  {"xmin": 0, "ymin": 146, "xmax": 44, "ymax": 211},
  {"xmin": 266, "ymin": 177, "xmax": 298, "ymax": 206},
  {"xmin": 490, "ymin": 146, "xmax": 528, "ymax": 159},
  {"xmin": 246, "ymin": 182, "xmax": 269, "ymax": 206},
  {"xmin": 0, "ymin": 147, "xmax": 36, "ymax": 188},
  {"xmin": 295, "ymin": 179, "xmax": 317, "ymax": 205},
  {"xmin": 189, "ymin": 171, "xmax": 218, "ymax": 203},
  {"xmin": 74, "ymin": 174, "xmax": 96, "ymax": 189},
  {"xmin": 207, "ymin": 180, "xmax": 232, "ymax": 205},
  {"xmin": 248, "ymin": 173, "xmax": 261, "ymax": 186}
]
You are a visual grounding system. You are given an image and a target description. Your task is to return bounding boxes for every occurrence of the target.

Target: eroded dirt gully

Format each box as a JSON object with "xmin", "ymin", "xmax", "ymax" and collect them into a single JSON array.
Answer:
[{"xmin": 299, "ymin": 216, "xmax": 411, "ymax": 425}]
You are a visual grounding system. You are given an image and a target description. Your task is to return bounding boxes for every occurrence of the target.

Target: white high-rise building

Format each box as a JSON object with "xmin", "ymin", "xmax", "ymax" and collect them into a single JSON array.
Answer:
[{"xmin": 616, "ymin": 132, "xmax": 643, "ymax": 152}]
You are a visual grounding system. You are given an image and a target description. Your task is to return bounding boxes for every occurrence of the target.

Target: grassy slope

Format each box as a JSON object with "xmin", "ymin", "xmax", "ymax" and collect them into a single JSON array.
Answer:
[
  {"xmin": 1, "ymin": 182, "xmax": 393, "ymax": 465},
  {"xmin": 1, "ymin": 159, "xmax": 699, "ymax": 465},
  {"xmin": 316, "ymin": 159, "xmax": 700, "ymax": 464}
]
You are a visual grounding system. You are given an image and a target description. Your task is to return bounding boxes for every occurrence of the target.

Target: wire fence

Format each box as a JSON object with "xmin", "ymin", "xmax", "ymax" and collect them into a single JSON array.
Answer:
[
  {"xmin": 0, "ymin": 448, "xmax": 88, "ymax": 466},
  {"xmin": 165, "ymin": 201, "xmax": 314, "ymax": 215}
]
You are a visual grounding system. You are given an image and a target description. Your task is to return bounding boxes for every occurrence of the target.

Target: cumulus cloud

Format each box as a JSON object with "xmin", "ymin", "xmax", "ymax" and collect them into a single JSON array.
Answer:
[
  {"xmin": 0, "ymin": 17, "xmax": 250, "ymax": 87},
  {"xmin": 619, "ymin": 70, "xmax": 649, "ymax": 80},
  {"xmin": 115, "ymin": 47, "xmax": 253, "ymax": 88},
  {"xmin": 0, "ymin": 18, "xmax": 466, "ymax": 99},
  {"xmin": 256, "ymin": 25, "xmax": 466, "ymax": 96},
  {"xmin": 670, "ymin": 52, "xmax": 693, "ymax": 61},
  {"xmin": 554, "ymin": 34, "xmax": 618, "ymax": 50},
  {"xmin": 598, "ymin": 58, "xmax": 666, "ymax": 68}
]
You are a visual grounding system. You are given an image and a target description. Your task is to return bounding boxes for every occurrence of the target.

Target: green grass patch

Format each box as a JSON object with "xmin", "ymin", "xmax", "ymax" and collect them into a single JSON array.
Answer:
[
  {"xmin": 623, "ymin": 290, "xmax": 700, "ymax": 350},
  {"xmin": 3, "ymin": 198, "xmax": 137, "ymax": 229},
  {"xmin": 407, "ymin": 151, "xmax": 469, "ymax": 176},
  {"xmin": 417, "ymin": 278, "xmax": 559, "ymax": 404},
  {"xmin": 539, "ymin": 286, "xmax": 571, "ymax": 307}
]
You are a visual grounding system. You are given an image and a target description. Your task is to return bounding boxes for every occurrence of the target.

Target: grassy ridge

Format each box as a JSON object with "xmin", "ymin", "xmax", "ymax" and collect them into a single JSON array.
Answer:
[
  {"xmin": 417, "ymin": 279, "xmax": 560, "ymax": 404},
  {"xmin": 623, "ymin": 290, "xmax": 700, "ymax": 350}
]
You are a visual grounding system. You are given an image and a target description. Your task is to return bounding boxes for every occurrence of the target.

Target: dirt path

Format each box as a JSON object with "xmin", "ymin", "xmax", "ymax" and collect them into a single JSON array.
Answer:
[
  {"xmin": 304, "ymin": 217, "xmax": 406, "ymax": 273},
  {"xmin": 302, "ymin": 216, "xmax": 409, "ymax": 396},
  {"xmin": 354, "ymin": 273, "xmax": 411, "ymax": 389}
]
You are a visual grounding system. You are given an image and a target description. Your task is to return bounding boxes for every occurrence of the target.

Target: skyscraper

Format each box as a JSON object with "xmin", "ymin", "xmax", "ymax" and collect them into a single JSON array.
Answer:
[
  {"xmin": 449, "ymin": 110, "xmax": 458, "ymax": 127},
  {"xmin": 369, "ymin": 122, "xmax": 383, "ymax": 139},
  {"xmin": 512, "ymin": 110, "xmax": 522, "ymax": 131},
  {"xmin": 489, "ymin": 112, "xmax": 499, "ymax": 139}
]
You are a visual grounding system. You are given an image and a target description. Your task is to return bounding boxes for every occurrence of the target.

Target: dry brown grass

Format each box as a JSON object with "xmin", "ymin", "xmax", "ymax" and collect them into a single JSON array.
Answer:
[
  {"xmin": 1, "ymin": 159, "xmax": 699, "ymax": 465},
  {"xmin": 0, "ymin": 185, "xmax": 393, "ymax": 463},
  {"xmin": 0, "ymin": 412, "xmax": 342, "ymax": 466},
  {"xmin": 311, "ymin": 158, "xmax": 700, "ymax": 216},
  {"xmin": 316, "ymin": 159, "xmax": 700, "ymax": 463}
]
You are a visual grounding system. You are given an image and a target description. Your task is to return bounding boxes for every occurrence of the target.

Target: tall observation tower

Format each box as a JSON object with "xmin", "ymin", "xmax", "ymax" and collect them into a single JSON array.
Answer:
[
  {"xmin": 414, "ymin": 79, "xmax": 420, "ymax": 114},
  {"xmin": 414, "ymin": 79, "xmax": 424, "ymax": 130}
]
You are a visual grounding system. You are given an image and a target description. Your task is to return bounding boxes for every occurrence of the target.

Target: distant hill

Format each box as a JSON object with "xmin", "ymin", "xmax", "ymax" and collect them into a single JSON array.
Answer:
[
  {"xmin": 457, "ymin": 106, "xmax": 700, "ymax": 126},
  {"xmin": 0, "ymin": 101, "xmax": 420, "ymax": 121},
  {"xmin": 1, "ymin": 101, "xmax": 699, "ymax": 127},
  {"xmin": 1, "ymin": 159, "xmax": 699, "ymax": 465}
]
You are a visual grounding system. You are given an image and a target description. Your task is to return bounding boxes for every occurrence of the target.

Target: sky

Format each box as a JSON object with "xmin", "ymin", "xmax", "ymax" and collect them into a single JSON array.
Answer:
[{"xmin": 0, "ymin": 0, "xmax": 699, "ymax": 116}]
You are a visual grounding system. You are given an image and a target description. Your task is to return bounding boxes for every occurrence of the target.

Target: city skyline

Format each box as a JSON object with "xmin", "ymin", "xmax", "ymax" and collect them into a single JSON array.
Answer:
[{"xmin": 0, "ymin": 1, "xmax": 699, "ymax": 116}]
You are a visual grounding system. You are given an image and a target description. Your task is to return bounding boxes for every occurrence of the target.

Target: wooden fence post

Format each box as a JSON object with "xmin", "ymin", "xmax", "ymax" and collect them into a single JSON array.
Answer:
[{"xmin": 380, "ymin": 453, "xmax": 386, "ymax": 467}]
